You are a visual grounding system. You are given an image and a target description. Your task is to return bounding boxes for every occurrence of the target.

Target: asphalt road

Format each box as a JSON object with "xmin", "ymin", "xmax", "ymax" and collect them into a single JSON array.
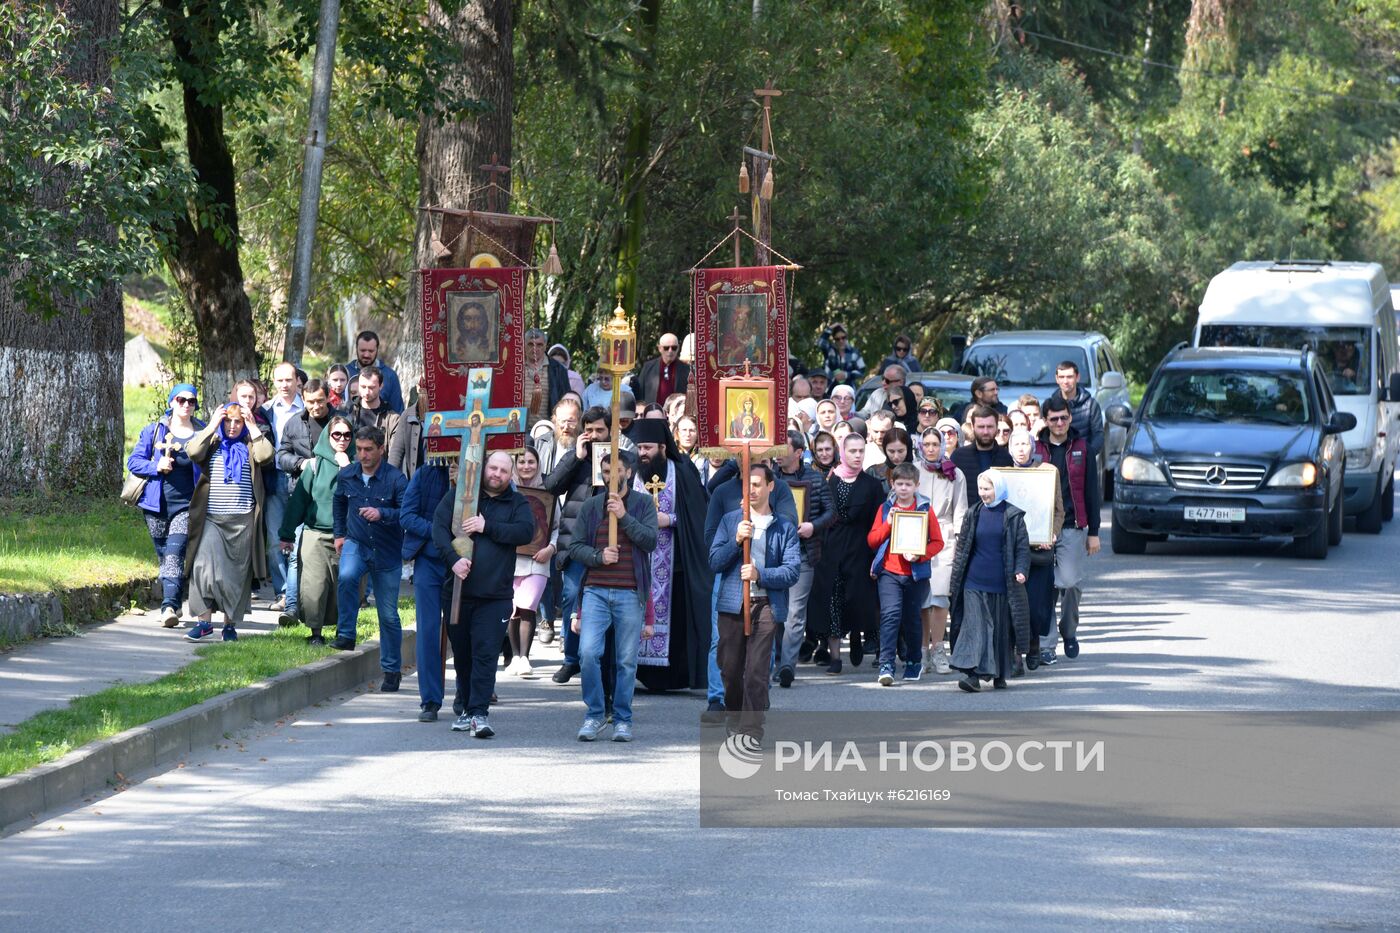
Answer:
[{"xmin": 3, "ymin": 510, "xmax": 1398, "ymax": 930}]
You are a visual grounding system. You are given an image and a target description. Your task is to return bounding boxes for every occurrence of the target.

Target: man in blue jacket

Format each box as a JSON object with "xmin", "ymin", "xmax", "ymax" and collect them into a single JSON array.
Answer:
[
  {"xmin": 332, "ymin": 426, "xmax": 409, "ymax": 691},
  {"xmin": 702, "ymin": 458, "xmax": 798, "ymax": 720},
  {"xmin": 400, "ymin": 462, "xmax": 450, "ymax": 721},
  {"xmin": 709, "ymin": 463, "xmax": 801, "ymax": 741},
  {"xmin": 431, "ymin": 451, "xmax": 535, "ymax": 738}
]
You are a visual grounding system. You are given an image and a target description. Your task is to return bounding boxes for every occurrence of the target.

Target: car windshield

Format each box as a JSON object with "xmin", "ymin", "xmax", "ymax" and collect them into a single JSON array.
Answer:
[
  {"xmin": 962, "ymin": 346, "xmax": 1089, "ymax": 388},
  {"xmin": 1145, "ymin": 370, "xmax": 1310, "ymax": 425},
  {"xmin": 1198, "ymin": 324, "xmax": 1372, "ymax": 396}
]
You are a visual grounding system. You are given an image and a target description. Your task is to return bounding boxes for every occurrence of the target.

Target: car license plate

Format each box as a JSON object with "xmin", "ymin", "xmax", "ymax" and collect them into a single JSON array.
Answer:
[{"xmin": 1184, "ymin": 506, "xmax": 1246, "ymax": 522}]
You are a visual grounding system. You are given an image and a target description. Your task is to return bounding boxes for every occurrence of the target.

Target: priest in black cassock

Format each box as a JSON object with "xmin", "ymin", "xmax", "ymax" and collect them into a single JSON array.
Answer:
[{"xmin": 629, "ymin": 419, "xmax": 714, "ymax": 691}]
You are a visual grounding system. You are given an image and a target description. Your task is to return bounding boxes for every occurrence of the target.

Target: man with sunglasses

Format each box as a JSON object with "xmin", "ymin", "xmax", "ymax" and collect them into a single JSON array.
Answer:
[
  {"xmin": 636, "ymin": 333, "xmax": 691, "ymax": 406},
  {"xmin": 1034, "ymin": 394, "xmax": 1101, "ymax": 665},
  {"xmin": 860, "ymin": 365, "xmax": 906, "ymax": 416}
]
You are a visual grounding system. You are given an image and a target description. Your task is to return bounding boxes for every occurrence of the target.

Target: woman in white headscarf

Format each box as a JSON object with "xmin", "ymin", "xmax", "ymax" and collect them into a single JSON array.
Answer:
[
  {"xmin": 1007, "ymin": 427, "xmax": 1064, "ymax": 670},
  {"xmin": 946, "ymin": 470, "xmax": 1030, "ymax": 692},
  {"xmin": 915, "ymin": 427, "xmax": 967, "ymax": 674}
]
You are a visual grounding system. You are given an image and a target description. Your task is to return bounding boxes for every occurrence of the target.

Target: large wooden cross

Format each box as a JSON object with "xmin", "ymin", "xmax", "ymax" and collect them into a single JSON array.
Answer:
[{"xmin": 436, "ymin": 367, "xmax": 525, "ymax": 563}]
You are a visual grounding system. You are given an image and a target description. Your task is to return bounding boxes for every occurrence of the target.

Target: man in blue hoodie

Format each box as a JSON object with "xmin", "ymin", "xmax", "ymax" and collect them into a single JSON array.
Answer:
[
  {"xmin": 709, "ymin": 463, "xmax": 801, "ymax": 741},
  {"xmin": 331, "ymin": 426, "xmax": 409, "ymax": 691}
]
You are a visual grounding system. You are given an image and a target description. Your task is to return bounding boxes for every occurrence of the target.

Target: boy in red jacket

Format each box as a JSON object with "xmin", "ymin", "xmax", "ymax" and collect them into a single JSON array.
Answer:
[{"xmin": 868, "ymin": 462, "xmax": 944, "ymax": 684}]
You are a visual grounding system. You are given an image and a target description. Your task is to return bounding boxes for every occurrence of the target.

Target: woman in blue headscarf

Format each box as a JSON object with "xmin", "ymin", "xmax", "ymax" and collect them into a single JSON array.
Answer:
[
  {"xmin": 946, "ymin": 469, "xmax": 1031, "ymax": 692},
  {"xmin": 183, "ymin": 399, "xmax": 275, "ymax": 641},
  {"xmin": 126, "ymin": 384, "xmax": 206, "ymax": 626}
]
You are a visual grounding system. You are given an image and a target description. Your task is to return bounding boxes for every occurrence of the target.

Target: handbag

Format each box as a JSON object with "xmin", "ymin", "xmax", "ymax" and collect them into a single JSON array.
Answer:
[{"xmin": 120, "ymin": 423, "xmax": 164, "ymax": 507}]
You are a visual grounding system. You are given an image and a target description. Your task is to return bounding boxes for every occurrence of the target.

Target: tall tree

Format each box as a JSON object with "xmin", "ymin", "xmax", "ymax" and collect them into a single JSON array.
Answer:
[
  {"xmin": 391, "ymin": 0, "xmax": 514, "ymax": 386},
  {"xmin": 0, "ymin": 0, "xmax": 133, "ymax": 494}
]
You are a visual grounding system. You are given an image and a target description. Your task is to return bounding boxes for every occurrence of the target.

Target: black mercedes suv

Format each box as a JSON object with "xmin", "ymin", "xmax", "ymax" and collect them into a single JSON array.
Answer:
[{"xmin": 1107, "ymin": 347, "xmax": 1356, "ymax": 559}]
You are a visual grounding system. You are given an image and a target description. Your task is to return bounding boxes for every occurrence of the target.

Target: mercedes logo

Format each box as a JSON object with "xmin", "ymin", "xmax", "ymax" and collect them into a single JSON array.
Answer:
[{"xmin": 1205, "ymin": 465, "xmax": 1228, "ymax": 486}]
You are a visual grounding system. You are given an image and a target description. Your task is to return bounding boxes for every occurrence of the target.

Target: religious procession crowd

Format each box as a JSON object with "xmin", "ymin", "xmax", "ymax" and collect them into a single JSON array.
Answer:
[{"xmin": 126, "ymin": 322, "xmax": 1103, "ymax": 743}]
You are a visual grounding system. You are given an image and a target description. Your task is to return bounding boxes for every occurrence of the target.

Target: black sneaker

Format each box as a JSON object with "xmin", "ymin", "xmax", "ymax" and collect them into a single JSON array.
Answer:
[
  {"xmin": 306, "ymin": 631, "xmax": 326, "ymax": 646},
  {"xmin": 330, "ymin": 637, "xmax": 356, "ymax": 651},
  {"xmin": 993, "ymin": 677, "xmax": 1007, "ymax": 690},
  {"xmin": 1065, "ymin": 638, "xmax": 1080, "ymax": 659},
  {"xmin": 380, "ymin": 672, "xmax": 401, "ymax": 692},
  {"xmin": 812, "ymin": 646, "xmax": 830, "ymax": 665},
  {"xmin": 552, "ymin": 661, "xmax": 580, "ymax": 685},
  {"xmin": 958, "ymin": 673, "xmax": 980, "ymax": 692},
  {"xmin": 418, "ymin": 704, "xmax": 439, "ymax": 723},
  {"xmin": 798, "ymin": 640, "xmax": 815, "ymax": 664},
  {"xmin": 849, "ymin": 639, "xmax": 864, "ymax": 668},
  {"xmin": 277, "ymin": 611, "xmax": 299, "ymax": 627},
  {"xmin": 778, "ymin": 666, "xmax": 794, "ymax": 689},
  {"xmin": 826, "ymin": 658, "xmax": 843, "ymax": 675},
  {"xmin": 700, "ymin": 700, "xmax": 726, "ymax": 724},
  {"xmin": 1025, "ymin": 651, "xmax": 1040, "ymax": 671}
]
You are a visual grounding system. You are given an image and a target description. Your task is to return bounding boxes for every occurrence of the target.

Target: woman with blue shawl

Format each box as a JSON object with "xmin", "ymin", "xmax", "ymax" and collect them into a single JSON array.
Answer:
[{"xmin": 183, "ymin": 400, "xmax": 275, "ymax": 641}]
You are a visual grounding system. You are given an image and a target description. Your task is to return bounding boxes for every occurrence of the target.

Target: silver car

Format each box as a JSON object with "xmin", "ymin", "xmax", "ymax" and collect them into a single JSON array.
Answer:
[{"xmin": 959, "ymin": 330, "xmax": 1131, "ymax": 494}]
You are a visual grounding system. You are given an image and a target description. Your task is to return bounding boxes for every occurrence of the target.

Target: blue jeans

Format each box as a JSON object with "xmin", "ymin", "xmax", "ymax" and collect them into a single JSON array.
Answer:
[
  {"xmin": 336, "ymin": 539, "xmax": 402, "ymax": 672},
  {"xmin": 413, "ymin": 554, "xmax": 446, "ymax": 706},
  {"xmin": 707, "ymin": 575, "xmax": 724, "ymax": 705},
  {"xmin": 579, "ymin": 587, "xmax": 643, "ymax": 724},
  {"xmin": 560, "ymin": 559, "xmax": 586, "ymax": 665},
  {"xmin": 264, "ymin": 481, "xmax": 289, "ymax": 598},
  {"xmin": 877, "ymin": 571, "xmax": 928, "ymax": 668}
]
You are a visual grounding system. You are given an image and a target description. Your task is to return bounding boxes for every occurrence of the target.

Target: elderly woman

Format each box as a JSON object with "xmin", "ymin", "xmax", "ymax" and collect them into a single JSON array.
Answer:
[
  {"xmin": 279, "ymin": 415, "xmax": 354, "ymax": 645},
  {"xmin": 183, "ymin": 402, "xmax": 275, "ymax": 641},
  {"xmin": 1006, "ymin": 427, "xmax": 1064, "ymax": 670},
  {"xmin": 916, "ymin": 426, "xmax": 967, "ymax": 674},
  {"xmin": 830, "ymin": 384, "xmax": 857, "ymax": 421},
  {"xmin": 127, "ymin": 383, "xmax": 206, "ymax": 627},
  {"xmin": 948, "ymin": 472, "xmax": 1030, "ymax": 691}
]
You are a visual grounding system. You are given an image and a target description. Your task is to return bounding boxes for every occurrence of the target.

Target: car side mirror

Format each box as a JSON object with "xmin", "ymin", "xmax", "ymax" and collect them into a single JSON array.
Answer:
[
  {"xmin": 1099, "ymin": 371, "xmax": 1126, "ymax": 391},
  {"xmin": 1105, "ymin": 404, "xmax": 1133, "ymax": 427},
  {"xmin": 1389, "ymin": 372, "xmax": 1400, "ymax": 402},
  {"xmin": 1325, "ymin": 411, "xmax": 1357, "ymax": 434}
]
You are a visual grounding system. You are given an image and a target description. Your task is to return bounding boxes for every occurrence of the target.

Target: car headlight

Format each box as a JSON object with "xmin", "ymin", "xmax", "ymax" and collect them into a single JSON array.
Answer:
[
  {"xmin": 1267, "ymin": 462, "xmax": 1319, "ymax": 487},
  {"xmin": 1119, "ymin": 455, "xmax": 1167, "ymax": 484},
  {"xmin": 1344, "ymin": 447, "xmax": 1372, "ymax": 471}
]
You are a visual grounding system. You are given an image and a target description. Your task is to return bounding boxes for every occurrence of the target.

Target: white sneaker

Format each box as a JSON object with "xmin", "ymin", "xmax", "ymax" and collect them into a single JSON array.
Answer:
[
  {"xmin": 933, "ymin": 644, "xmax": 952, "ymax": 675},
  {"xmin": 512, "ymin": 657, "xmax": 533, "ymax": 677}
]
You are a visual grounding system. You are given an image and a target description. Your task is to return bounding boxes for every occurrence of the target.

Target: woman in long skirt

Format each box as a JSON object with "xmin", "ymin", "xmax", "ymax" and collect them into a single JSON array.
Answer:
[
  {"xmin": 183, "ymin": 402, "xmax": 275, "ymax": 641},
  {"xmin": 948, "ymin": 471, "xmax": 1030, "ymax": 691},
  {"xmin": 127, "ymin": 383, "xmax": 205, "ymax": 627},
  {"xmin": 806, "ymin": 433, "xmax": 884, "ymax": 673},
  {"xmin": 279, "ymin": 415, "xmax": 353, "ymax": 644}
]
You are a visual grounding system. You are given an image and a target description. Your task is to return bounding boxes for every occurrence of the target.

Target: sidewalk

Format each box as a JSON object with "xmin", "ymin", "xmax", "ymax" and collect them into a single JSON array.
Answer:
[{"xmin": 0, "ymin": 605, "xmax": 281, "ymax": 734}]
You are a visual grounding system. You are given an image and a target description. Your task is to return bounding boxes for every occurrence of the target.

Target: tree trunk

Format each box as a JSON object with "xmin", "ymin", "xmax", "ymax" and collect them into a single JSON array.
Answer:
[
  {"xmin": 0, "ymin": 0, "xmax": 124, "ymax": 496},
  {"xmin": 390, "ymin": 0, "xmax": 514, "ymax": 392},
  {"xmin": 159, "ymin": 0, "xmax": 259, "ymax": 406}
]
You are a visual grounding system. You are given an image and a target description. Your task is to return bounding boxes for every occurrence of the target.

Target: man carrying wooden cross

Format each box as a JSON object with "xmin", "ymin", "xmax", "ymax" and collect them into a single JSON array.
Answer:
[{"xmin": 431, "ymin": 449, "xmax": 533, "ymax": 739}]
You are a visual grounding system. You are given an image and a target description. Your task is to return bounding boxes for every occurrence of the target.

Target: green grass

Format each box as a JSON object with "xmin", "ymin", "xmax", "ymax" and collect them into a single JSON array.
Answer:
[
  {"xmin": 0, "ymin": 499, "xmax": 156, "ymax": 594},
  {"xmin": 0, "ymin": 600, "xmax": 416, "ymax": 777}
]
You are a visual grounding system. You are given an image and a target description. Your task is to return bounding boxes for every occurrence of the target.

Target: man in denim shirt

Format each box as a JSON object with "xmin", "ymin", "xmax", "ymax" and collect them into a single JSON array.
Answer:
[{"xmin": 332, "ymin": 425, "xmax": 409, "ymax": 691}]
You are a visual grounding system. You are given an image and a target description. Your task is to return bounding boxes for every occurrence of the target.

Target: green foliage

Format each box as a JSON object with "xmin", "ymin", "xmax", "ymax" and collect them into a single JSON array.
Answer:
[{"xmin": 0, "ymin": 2, "xmax": 188, "ymax": 317}]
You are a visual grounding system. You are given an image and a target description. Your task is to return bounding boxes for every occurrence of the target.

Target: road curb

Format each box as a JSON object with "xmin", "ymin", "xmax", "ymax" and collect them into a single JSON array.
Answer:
[{"xmin": 0, "ymin": 629, "xmax": 416, "ymax": 834}]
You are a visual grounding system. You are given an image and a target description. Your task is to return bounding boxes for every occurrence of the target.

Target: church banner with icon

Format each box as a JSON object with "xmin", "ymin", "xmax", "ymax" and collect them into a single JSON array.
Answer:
[
  {"xmin": 691, "ymin": 266, "xmax": 789, "ymax": 455},
  {"xmin": 420, "ymin": 267, "xmax": 526, "ymax": 459}
]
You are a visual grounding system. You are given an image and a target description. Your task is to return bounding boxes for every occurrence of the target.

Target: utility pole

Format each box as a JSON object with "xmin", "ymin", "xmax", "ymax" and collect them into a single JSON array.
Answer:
[{"xmin": 281, "ymin": 0, "xmax": 342, "ymax": 366}]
